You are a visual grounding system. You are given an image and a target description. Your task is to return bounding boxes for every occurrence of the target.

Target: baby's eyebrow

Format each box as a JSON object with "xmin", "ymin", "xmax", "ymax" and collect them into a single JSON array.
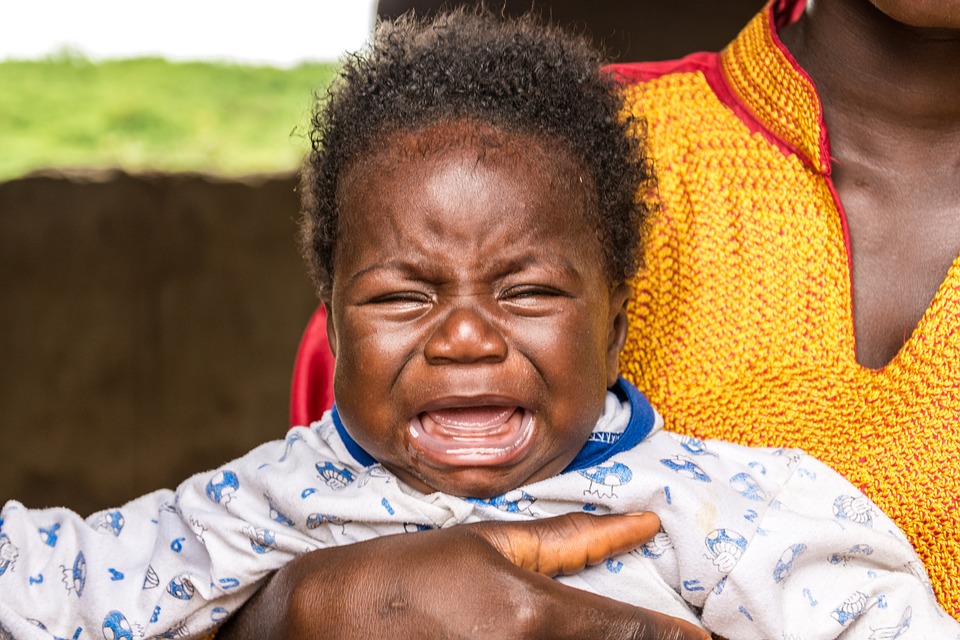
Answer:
[
  {"xmin": 485, "ymin": 252, "xmax": 584, "ymax": 279},
  {"xmin": 342, "ymin": 260, "xmax": 421, "ymax": 286},
  {"xmin": 343, "ymin": 251, "xmax": 586, "ymax": 288}
]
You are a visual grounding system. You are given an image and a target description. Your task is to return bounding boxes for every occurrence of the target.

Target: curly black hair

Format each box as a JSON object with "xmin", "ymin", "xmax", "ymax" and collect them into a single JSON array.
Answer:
[{"xmin": 300, "ymin": 8, "xmax": 656, "ymax": 297}]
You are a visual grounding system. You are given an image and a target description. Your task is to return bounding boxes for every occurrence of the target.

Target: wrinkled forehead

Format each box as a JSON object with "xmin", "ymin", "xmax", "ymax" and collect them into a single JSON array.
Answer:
[
  {"xmin": 337, "ymin": 118, "xmax": 596, "ymax": 213},
  {"xmin": 332, "ymin": 118, "xmax": 605, "ymax": 277},
  {"xmin": 378, "ymin": 119, "xmax": 552, "ymax": 159}
]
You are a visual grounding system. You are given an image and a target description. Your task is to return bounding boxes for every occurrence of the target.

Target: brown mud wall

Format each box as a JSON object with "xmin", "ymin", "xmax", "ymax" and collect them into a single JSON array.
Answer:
[{"xmin": 1, "ymin": 171, "xmax": 318, "ymax": 514}]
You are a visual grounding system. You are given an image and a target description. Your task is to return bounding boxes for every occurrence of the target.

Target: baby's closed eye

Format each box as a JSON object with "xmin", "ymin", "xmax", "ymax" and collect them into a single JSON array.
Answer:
[
  {"xmin": 362, "ymin": 290, "xmax": 435, "ymax": 316},
  {"xmin": 499, "ymin": 284, "xmax": 573, "ymax": 315},
  {"xmin": 369, "ymin": 291, "xmax": 433, "ymax": 304}
]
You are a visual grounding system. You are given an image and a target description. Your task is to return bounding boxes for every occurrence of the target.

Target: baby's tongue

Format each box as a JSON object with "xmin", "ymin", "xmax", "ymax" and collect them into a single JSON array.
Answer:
[{"xmin": 422, "ymin": 407, "xmax": 516, "ymax": 433}]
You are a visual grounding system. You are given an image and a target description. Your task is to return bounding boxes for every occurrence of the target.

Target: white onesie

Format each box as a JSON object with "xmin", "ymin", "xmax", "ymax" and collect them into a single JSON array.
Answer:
[{"xmin": 1, "ymin": 379, "xmax": 956, "ymax": 639}]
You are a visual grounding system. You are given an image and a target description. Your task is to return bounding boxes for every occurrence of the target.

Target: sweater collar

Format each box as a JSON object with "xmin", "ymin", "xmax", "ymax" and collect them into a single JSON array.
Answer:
[{"xmin": 720, "ymin": 0, "xmax": 831, "ymax": 174}]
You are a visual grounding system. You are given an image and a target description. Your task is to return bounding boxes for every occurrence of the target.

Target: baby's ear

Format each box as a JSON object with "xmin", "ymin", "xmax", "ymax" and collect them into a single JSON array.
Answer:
[
  {"xmin": 605, "ymin": 283, "xmax": 632, "ymax": 388},
  {"xmin": 323, "ymin": 301, "xmax": 338, "ymax": 359}
]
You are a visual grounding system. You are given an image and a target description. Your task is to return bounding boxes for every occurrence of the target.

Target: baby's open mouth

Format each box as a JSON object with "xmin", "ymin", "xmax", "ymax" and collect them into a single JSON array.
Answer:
[{"xmin": 408, "ymin": 406, "xmax": 534, "ymax": 465}]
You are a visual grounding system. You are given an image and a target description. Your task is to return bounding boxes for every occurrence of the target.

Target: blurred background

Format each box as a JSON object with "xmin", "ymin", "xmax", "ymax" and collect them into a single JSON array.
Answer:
[{"xmin": 1, "ymin": 0, "xmax": 765, "ymax": 515}]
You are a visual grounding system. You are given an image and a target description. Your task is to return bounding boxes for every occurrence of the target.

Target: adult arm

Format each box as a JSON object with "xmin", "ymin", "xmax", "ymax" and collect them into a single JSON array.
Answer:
[{"xmin": 218, "ymin": 512, "xmax": 710, "ymax": 640}]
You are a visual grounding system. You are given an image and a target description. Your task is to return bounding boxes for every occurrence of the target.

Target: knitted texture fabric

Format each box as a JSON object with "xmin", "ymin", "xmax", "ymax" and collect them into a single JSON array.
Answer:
[{"xmin": 614, "ymin": 2, "xmax": 960, "ymax": 618}]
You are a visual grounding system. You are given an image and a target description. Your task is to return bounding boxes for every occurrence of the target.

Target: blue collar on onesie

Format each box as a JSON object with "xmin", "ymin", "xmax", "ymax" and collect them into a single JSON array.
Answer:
[{"xmin": 331, "ymin": 377, "xmax": 657, "ymax": 476}]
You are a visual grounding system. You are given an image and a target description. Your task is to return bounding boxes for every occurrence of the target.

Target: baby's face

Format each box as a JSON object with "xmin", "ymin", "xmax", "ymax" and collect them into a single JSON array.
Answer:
[{"xmin": 326, "ymin": 121, "xmax": 629, "ymax": 498}]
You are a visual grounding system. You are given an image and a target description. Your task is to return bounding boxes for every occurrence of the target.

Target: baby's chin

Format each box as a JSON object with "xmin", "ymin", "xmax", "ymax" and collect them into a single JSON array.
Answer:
[
  {"xmin": 404, "ymin": 466, "xmax": 538, "ymax": 500},
  {"xmin": 391, "ymin": 455, "xmax": 567, "ymax": 500}
]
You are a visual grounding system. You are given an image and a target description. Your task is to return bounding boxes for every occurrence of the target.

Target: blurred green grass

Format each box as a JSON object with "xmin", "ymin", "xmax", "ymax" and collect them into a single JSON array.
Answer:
[{"xmin": 0, "ymin": 52, "xmax": 339, "ymax": 181}]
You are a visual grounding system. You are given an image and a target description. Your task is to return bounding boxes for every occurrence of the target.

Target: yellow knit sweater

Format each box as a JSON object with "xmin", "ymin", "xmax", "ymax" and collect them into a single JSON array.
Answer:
[{"xmin": 611, "ymin": 1, "xmax": 960, "ymax": 618}]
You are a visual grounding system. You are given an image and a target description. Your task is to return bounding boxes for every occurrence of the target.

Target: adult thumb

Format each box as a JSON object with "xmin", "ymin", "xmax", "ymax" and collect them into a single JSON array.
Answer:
[{"xmin": 471, "ymin": 511, "xmax": 661, "ymax": 577}]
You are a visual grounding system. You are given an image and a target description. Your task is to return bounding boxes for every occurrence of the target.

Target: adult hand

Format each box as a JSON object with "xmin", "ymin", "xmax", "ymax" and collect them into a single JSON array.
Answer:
[{"xmin": 218, "ymin": 512, "xmax": 709, "ymax": 640}]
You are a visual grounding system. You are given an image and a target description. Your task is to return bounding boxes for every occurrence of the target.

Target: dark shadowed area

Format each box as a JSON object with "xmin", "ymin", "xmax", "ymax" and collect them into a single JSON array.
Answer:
[{"xmin": 377, "ymin": 0, "xmax": 766, "ymax": 62}]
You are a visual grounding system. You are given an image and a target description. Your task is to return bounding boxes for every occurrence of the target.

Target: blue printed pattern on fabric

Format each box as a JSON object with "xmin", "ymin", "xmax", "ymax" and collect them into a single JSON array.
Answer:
[{"xmin": 0, "ymin": 379, "xmax": 956, "ymax": 639}]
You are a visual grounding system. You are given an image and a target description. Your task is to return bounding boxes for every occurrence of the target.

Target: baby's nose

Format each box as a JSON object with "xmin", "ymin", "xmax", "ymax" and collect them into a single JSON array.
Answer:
[{"xmin": 423, "ymin": 305, "xmax": 508, "ymax": 364}]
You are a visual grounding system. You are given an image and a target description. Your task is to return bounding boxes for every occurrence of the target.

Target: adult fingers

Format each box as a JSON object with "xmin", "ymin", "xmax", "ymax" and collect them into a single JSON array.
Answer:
[
  {"xmin": 471, "ymin": 511, "xmax": 661, "ymax": 576},
  {"xmin": 531, "ymin": 576, "xmax": 712, "ymax": 640}
]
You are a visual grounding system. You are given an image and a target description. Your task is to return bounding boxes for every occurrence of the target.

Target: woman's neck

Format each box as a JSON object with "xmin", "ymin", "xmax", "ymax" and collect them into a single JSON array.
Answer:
[
  {"xmin": 780, "ymin": 0, "xmax": 960, "ymax": 156},
  {"xmin": 778, "ymin": 0, "xmax": 960, "ymax": 370}
]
